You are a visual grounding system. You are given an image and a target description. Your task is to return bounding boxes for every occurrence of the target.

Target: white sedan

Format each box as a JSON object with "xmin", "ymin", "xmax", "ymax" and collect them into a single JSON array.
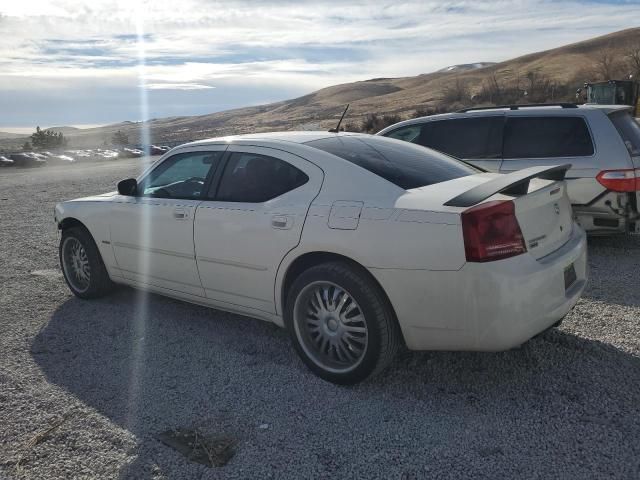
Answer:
[{"xmin": 55, "ymin": 132, "xmax": 587, "ymax": 384}]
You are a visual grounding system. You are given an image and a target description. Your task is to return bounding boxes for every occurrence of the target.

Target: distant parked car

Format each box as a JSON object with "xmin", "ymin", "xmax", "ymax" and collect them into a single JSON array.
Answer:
[
  {"xmin": 149, "ymin": 145, "xmax": 166, "ymax": 155},
  {"xmin": 68, "ymin": 150, "xmax": 93, "ymax": 162},
  {"xmin": 85, "ymin": 150, "xmax": 101, "ymax": 161},
  {"xmin": 118, "ymin": 148, "xmax": 132, "ymax": 158},
  {"xmin": 55, "ymin": 132, "xmax": 587, "ymax": 384},
  {"xmin": 377, "ymin": 104, "xmax": 640, "ymax": 235},
  {"xmin": 9, "ymin": 153, "xmax": 45, "ymax": 168},
  {"xmin": 0, "ymin": 155, "xmax": 14, "ymax": 167},
  {"xmin": 122, "ymin": 147, "xmax": 143, "ymax": 158},
  {"xmin": 31, "ymin": 152, "xmax": 49, "ymax": 161},
  {"xmin": 95, "ymin": 149, "xmax": 119, "ymax": 160}
]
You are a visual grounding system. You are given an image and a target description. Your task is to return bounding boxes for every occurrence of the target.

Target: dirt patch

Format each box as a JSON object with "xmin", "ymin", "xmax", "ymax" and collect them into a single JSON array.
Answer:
[{"xmin": 156, "ymin": 429, "xmax": 237, "ymax": 468}]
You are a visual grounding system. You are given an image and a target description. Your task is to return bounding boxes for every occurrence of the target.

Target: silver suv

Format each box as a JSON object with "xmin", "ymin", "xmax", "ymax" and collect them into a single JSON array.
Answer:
[{"xmin": 378, "ymin": 104, "xmax": 640, "ymax": 234}]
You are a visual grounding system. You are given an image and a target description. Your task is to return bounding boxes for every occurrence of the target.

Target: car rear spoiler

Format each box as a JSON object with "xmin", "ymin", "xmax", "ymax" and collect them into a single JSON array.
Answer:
[{"xmin": 444, "ymin": 164, "xmax": 571, "ymax": 208}]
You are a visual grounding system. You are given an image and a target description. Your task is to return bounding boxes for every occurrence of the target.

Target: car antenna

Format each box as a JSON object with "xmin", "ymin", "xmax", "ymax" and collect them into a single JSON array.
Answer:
[{"xmin": 329, "ymin": 104, "xmax": 349, "ymax": 132}]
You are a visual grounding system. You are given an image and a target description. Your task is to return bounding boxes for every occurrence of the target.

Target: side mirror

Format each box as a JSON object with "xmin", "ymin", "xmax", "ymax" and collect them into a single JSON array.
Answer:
[{"xmin": 117, "ymin": 178, "xmax": 138, "ymax": 196}]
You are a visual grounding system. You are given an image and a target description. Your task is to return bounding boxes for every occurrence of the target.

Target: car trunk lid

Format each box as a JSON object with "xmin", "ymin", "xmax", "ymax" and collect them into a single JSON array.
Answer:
[
  {"xmin": 512, "ymin": 178, "xmax": 573, "ymax": 259},
  {"xmin": 441, "ymin": 164, "xmax": 573, "ymax": 260}
]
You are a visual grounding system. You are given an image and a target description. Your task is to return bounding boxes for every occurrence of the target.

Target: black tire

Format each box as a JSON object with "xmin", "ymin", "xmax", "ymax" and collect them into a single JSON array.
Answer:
[
  {"xmin": 284, "ymin": 261, "xmax": 400, "ymax": 385},
  {"xmin": 59, "ymin": 226, "xmax": 114, "ymax": 299}
]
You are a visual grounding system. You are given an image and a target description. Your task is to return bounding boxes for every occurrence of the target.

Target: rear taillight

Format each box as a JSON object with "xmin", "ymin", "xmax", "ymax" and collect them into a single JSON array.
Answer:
[
  {"xmin": 461, "ymin": 200, "xmax": 527, "ymax": 262},
  {"xmin": 596, "ymin": 168, "xmax": 640, "ymax": 192}
]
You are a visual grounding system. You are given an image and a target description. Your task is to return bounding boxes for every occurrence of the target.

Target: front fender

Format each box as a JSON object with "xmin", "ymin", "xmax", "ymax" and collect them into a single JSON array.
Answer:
[{"xmin": 54, "ymin": 200, "xmax": 121, "ymax": 279}]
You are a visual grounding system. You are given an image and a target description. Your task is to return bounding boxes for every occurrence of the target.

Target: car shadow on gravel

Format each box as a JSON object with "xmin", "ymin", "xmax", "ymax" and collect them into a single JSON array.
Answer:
[
  {"xmin": 32, "ymin": 287, "xmax": 640, "ymax": 478},
  {"xmin": 582, "ymin": 235, "xmax": 640, "ymax": 308}
]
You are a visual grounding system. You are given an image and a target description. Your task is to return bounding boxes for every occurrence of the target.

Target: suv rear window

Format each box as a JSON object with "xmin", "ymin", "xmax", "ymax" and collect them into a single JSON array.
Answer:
[
  {"xmin": 503, "ymin": 116, "xmax": 594, "ymax": 158},
  {"xmin": 609, "ymin": 111, "xmax": 640, "ymax": 156},
  {"xmin": 305, "ymin": 136, "xmax": 478, "ymax": 190}
]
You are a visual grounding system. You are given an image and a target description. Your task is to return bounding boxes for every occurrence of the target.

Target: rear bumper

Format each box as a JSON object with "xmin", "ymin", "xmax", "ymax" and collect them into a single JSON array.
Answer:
[
  {"xmin": 573, "ymin": 191, "xmax": 640, "ymax": 234},
  {"xmin": 371, "ymin": 225, "xmax": 588, "ymax": 351}
]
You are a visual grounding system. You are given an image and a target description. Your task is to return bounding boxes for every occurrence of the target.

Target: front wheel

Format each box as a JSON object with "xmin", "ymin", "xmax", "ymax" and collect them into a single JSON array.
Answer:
[
  {"xmin": 285, "ymin": 261, "xmax": 400, "ymax": 385},
  {"xmin": 60, "ymin": 227, "xmax": 114, "ymax": 299}
]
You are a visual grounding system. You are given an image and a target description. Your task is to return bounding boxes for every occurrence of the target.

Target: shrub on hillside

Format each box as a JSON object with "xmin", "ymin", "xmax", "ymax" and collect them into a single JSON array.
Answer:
[
  {"xmin": 357, "ymin": 113, "xmax": 403, "ymax": 133},
  {"xmin": 30, "ymin": 126, "xmax": 67, "ymax": 150}
]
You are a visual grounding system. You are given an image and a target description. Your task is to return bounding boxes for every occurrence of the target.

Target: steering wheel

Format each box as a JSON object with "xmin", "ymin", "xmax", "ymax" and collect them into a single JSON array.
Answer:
[
  {"xmin": 151, "ymin": 187, "xmax": 172, "ymax": 198},
  {"xmin": 184, "ymin": 176, "xmax": 205, "ymax": 184}
]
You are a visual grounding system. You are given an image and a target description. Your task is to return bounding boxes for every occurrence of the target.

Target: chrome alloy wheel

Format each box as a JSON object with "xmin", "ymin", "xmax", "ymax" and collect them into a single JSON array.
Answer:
[
  {"xmin": 61, "ymin": 237, "xmax": 91, "ymax": 293},
  {"xmin": 293, "ymin": 281, "xmax": 369, "ymax": 373}
]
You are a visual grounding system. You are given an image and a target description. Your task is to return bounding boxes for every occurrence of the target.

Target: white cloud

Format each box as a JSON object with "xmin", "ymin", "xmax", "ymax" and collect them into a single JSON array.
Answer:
[
  {"xmin": 0, "ymin": 0, "xmax": 639, "ymax": 126},
  {"xmin": 146, "ymin": 82, "xmax": 216, "ymax": 90}
]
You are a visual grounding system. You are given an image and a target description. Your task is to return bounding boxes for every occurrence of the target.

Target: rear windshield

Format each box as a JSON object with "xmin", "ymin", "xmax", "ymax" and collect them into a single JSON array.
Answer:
[
  {"xmin": 609, "ymin": 111, "xmax": 640, "ymax": 156},
  {"xmin": 305, "ymin": 136, "xmax": 478, "ymax": 190}
]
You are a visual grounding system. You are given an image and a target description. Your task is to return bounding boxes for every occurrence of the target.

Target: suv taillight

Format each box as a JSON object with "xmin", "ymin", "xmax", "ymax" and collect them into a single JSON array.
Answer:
[
  {"xmin": 596, "ymin": 168, "xmax": 640, "ymax": 192},
  {"xmin": 461, "ymin": 200, "xmax": 527, "ymax": 262}
]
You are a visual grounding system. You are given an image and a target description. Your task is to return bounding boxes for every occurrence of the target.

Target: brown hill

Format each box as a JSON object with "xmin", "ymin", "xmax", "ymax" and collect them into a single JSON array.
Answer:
[{"xmin": 4, "ymin": 27, "xmax": 639, "ymax": 150}]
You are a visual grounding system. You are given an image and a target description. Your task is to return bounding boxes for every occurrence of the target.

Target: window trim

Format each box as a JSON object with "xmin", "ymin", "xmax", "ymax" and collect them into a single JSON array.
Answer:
[
  {"xmin": 136, "ymin": 149, "xmax": 227, "ymax": 201},
  {"xmin": 203, "ymin": 149, "xmax": 231, "ymax": 200},
  {"xmin": 502, "ymin": 114, "xmax": 596, "ymax": 160},
  {"xmin": 208, "ymin": 149, "xmax": 310, "ymax": 204}
]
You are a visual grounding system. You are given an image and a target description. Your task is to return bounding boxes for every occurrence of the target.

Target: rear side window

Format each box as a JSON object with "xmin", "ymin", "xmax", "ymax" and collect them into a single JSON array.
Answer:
[
  {"xmin": 216, "ymin": 152, "xmax": 308, "ymax": 202},
  {"xmin": 504, "ymin": 117, "xmax": 594, "ymax": 158},
  {"xmin": 609, "ymin": 111, "xmax": 640, "ymax": 156},
  {"xmin": 305, "ymin": 136, "xmax": 478, "ymax": 190},
  {"xmin": 413, "ymin": 117, "xmax": 503, "ymax": 159}
]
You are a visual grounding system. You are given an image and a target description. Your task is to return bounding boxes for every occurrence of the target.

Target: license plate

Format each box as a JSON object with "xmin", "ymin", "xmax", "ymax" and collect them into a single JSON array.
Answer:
[{"xmin": 564, "ymin": 263, "xmax": 577, "ymax": 290}]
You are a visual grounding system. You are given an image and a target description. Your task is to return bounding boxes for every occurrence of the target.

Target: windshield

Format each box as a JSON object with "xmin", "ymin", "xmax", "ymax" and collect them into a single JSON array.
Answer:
[
  {"xmin": 305, "ymin": 135, "xmax": 479, "ymax": 190},
  {"xmin": 609, "ymin": 111, "xmax": 640, "ymax": 156}
]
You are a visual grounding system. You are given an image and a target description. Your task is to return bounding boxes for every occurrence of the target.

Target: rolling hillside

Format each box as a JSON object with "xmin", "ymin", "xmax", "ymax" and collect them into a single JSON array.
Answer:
[
  {"xmin": 3, "ymin": 27, "xmax": 639, "ymax": 150},
  {"xmin": 0, "ymin": 131, "xmax": 29, "ymax": 140}
]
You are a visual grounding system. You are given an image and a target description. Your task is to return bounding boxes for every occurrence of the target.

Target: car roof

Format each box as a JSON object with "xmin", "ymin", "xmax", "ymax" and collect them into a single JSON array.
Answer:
[
  {"xmin": 454, "ymin": 104, "xmax": 630, "ymax": 114},
  {"xmin": 579, "ymin": 104, "xmax": 633, "ymax": 114},
  {"xmin": 376, "ymin": 104, "xmax": 632, "ymax": 134},
  {"xmin": 181, "ymin": 131, "xmax": 369, "ymax": 148}
]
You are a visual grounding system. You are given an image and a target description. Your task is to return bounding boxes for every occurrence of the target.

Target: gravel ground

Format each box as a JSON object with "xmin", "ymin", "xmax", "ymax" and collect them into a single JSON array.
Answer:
[{"xmin": 0, "ymin": 159, "xmax": 639, "ymax": 479}]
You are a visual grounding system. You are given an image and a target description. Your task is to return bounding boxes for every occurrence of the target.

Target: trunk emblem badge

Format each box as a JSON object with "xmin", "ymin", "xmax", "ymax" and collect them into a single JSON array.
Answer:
[{"xmin": 554, "ymin": 203, "xmax": 560, "ymax": 215}]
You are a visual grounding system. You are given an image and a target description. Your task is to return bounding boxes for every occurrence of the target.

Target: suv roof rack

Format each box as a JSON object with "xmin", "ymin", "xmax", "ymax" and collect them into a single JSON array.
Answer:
[{"xmin": 456, "ymin": 103, "xmax": 579, "ymax": 113}]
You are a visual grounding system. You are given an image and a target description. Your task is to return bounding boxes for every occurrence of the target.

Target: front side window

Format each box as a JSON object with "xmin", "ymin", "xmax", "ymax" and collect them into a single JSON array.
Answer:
[
  {"xmin": 216, "ymin": 152, "xmax": 309, "ymax": 202},
  {"xmin": 503, "ymin": 116, "xmax": 594, "ymax": 159},
  {"xmin": 139, "ymin": 151, "xmax": 222, "ymax": 199},
  {"xmin": 414, "ymin": 117, "xmax": 504, "ymax": 159}
]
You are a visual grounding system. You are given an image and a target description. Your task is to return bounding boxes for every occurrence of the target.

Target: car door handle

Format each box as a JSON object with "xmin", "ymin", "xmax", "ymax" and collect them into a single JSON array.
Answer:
[
  {"xmin": 271, "ymin": 215, "xmax": 293, "ymax": 229},
  {"xmin": 173, "ymin": 207, "xmax": 188, "ymax": 220}
]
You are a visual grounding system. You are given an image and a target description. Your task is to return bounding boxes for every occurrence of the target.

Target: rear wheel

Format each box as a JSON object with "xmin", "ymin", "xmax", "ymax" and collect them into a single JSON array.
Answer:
[
  {"xmin": 60, "ymin": 227, "xmax": 114, "ymax": 299},
  {"xmin": 285, "ymin": 261, "xmax": 400, "ymax": 385}
]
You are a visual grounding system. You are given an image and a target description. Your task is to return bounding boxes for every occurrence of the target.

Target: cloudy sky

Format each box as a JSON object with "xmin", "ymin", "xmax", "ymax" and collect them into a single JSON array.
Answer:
[{"xmin": 1, "ymin": 0, "xmax": 639, "ymax": 131}]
